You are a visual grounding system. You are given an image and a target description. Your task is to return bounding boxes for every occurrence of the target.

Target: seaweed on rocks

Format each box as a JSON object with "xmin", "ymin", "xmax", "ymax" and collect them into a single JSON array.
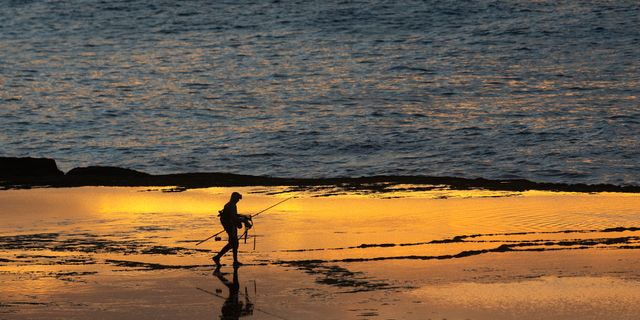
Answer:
[
  {"xmin": 279, "ymin": 260, "xmax": 393, "ymax": 292},
  {"xmin": 0, "ymin": 232, "xmax": 207, "ymax": 256}
]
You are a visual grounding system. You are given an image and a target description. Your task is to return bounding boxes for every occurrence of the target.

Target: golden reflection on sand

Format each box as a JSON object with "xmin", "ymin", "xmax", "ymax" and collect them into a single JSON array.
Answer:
[
  {"xmin": 1, "ymin": 186, "xmax": 640, "ymax": 319},
  {"xmin": 409, "ymin": 276, "xmax": 640, "ymax": 319}
]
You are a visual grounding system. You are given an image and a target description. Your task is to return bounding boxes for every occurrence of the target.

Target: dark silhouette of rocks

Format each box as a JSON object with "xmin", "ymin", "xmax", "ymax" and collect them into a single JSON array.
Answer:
[
  {"xmin": 66, "ymin": 166, "xmax": 150, "ymax": 178},
  {"xmin": 1, "ymin": 157, "xmax": 639, "ymax": 193},
  {"xmin": 0, "ymin": 157, "xmax": 63, "ymax": 178},
  {"xmin": 64, "ymin": 166, "xmax": 152, "ymax": 187}
]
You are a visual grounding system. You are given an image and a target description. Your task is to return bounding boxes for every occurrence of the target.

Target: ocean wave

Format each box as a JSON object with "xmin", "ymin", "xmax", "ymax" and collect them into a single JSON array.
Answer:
[{"xmin": 2, "ymin": 1, "xmax": 639, "ymax": 185}]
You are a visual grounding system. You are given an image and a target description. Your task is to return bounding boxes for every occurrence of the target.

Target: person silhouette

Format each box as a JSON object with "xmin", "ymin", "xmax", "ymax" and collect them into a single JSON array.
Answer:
[
  {"xmin": 214, "ymin": 267, "xmax": 254, "ymax": 319},
  {"xmin": 212, "ymin": 192, "xmax": 249, "ymax": 267}
]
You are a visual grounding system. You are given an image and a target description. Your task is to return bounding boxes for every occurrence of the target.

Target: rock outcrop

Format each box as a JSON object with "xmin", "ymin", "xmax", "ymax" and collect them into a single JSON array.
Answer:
[
  {"xmin": 66, "ymin": 166, "xmax": 150, "ymax": 178},
  {"xmin": 0, "ymin": 157, "xmax": 64, "ymax": 178}
]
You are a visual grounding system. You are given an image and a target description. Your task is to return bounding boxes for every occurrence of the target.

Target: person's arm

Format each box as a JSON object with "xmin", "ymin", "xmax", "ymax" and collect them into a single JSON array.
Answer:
[
  {"xmin": 230, "ymin": 205, "xmax": 243, "ymax": 228},
  {"xmin": 234, "ymin": 209, "xmax": 252, "ymax": 229}
]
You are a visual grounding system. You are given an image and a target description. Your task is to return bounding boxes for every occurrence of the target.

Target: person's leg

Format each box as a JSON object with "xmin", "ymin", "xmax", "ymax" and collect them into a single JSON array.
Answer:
[
  {"xmin": 232, "ymin": 245, "xmax": 238, "ymax": 264},
  {"xmin": 230, "ymin": 229, "xmax": 240, "ymax": 265},
  {"xmin": 214, "ymin": 242, "xmax": 231, "ymax": 257},
  {"xmin": 213, "ymin": 227, "xmax": 235, "ymax": 265},
  {"xmin": 212, "ymin": 242, "xmax": 229, "ymax": 266}
]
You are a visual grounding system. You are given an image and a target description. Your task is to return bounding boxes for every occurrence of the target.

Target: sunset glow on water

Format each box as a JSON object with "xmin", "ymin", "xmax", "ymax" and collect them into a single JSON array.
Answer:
[{"xmin": 1, "ymin": 1, "xmax": 639, "ymax": 184}]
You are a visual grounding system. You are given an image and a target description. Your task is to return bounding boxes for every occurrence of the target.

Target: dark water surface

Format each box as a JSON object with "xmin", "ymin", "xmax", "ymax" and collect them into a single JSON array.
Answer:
[{"xmin": 1, "ymin": 0, "xmax": 639, "ymax": 184}]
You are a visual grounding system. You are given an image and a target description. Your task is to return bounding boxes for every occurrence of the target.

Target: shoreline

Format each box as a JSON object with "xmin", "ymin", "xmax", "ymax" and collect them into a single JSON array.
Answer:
[{"xmin": 1, "ymin": 157, "xmax": 639, "ymax": 193}]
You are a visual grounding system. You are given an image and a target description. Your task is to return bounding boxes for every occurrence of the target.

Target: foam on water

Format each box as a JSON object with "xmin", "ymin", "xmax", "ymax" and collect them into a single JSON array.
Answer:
[{"xmin": 1, "ymin": 0, "xmax": 639, "ymax": 184}]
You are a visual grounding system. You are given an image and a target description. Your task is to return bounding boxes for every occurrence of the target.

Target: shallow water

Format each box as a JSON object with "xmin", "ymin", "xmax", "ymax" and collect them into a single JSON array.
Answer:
[
  {"xmin": 1, "ymin": 1, "xmax": 639, "ymax": 184},
  {"xmin": 1, "ymin": 187, "xmax": 640, "ymax": 318}
]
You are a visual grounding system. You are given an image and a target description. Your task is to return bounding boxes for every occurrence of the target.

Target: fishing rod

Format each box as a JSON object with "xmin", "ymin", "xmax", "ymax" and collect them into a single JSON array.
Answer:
[
  {"xmin": 237, "ymin": 196, "xmax": 295, "ymax": 246},
  {"xmin": 196, "ymin": 196, "xmax": 294, "ymax": 246},
  {"xmin": 247, "ymin": 196, "xmax": 294, "ymax": 219}
]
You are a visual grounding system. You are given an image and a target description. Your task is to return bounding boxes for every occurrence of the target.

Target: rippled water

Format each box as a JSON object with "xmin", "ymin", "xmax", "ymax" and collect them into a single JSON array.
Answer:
[{"xmin": 1, "ymin": 0, "xmax": 639, "ymax": 184}]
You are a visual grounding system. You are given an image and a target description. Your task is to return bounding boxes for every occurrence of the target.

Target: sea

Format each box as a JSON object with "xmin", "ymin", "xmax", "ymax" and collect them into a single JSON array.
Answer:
[{"xmin": 1, "ymin": 0, "xmax": 639, "ymax": 185}]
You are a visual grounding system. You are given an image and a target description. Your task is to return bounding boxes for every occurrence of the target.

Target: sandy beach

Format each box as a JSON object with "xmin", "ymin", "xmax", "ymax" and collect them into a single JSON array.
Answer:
[{"xmin": 1, "ymin": 186, "xmax": 640, "ymax": 319}]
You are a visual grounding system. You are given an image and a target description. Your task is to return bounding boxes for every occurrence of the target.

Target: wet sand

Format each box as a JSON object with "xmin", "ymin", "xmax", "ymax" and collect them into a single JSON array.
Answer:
[{"xmin": 1, "ymin": 187, "xmax": 640, "ymax": 319}]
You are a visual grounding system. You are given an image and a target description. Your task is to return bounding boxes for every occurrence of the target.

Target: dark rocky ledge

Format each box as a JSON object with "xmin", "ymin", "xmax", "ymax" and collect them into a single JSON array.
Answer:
[
  {"xmin": 0, "ymin": 157, "xmax": 64, "ymax": 178},
  {"xmin": 1, "ymin": 157, "xmax": 639, "ymax": 193}
]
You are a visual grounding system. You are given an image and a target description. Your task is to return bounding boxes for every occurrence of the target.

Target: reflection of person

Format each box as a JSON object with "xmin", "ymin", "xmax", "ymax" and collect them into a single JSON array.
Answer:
[
  {"xmin": 213, "ymin": 192, "xmax": 251, "ymax": 267},
  {"xmin": 215, "ymin": 267, "xmax": 253, "ymax": 319}
]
